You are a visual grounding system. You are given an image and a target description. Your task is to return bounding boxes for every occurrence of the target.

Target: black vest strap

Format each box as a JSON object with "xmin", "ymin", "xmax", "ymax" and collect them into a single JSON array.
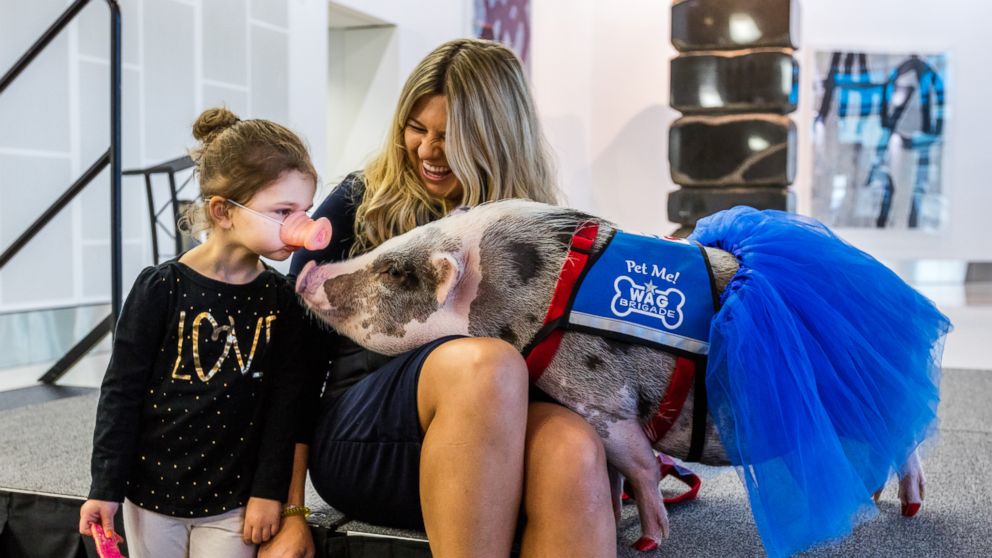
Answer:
[{"xmin": 687, "ymin": 356, "xmax": 708, "ymax": 462}]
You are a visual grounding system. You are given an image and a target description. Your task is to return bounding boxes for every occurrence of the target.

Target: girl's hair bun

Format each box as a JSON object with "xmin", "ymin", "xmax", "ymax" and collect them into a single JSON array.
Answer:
[{"xmin": 192, "ymin": 107, "xmax": 240, "ymax": 143}]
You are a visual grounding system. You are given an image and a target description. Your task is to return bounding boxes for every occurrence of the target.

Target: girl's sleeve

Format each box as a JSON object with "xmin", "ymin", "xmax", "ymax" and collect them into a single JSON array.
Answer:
[{"xmin": 88, "ymin": 266, "xmax": 170, "ymax": 502}]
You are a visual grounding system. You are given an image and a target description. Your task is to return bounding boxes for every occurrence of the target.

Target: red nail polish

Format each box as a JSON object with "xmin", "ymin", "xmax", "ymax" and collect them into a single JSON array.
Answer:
[
  {"xmin": 632, "ymin": 536, "xmax": 658, "ymax": 552},
  {"xmin": 902, "ymin": 502, "xmax": 921, "ymax": 517}
]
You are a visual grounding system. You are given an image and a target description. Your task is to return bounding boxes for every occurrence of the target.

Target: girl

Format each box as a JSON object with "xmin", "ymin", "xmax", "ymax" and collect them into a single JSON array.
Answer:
[{"xmin": 79, "ymin": 107, "xmax": 322, "ymax": 558}]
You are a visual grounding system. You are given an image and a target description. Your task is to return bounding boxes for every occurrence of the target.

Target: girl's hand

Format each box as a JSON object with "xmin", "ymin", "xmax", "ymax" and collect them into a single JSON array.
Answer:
[
  {"xmin": 79, "ymin": 499, "xmax": 120, "ymax": 537},
  {"xmin": 244, "ymin": 497, "xmax": 283, "ymax": 544}
]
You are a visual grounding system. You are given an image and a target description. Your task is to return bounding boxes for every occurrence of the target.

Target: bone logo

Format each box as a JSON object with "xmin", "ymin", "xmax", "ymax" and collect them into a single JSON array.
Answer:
[{"xmin": 611, "ymin": 276, "xmax": 686, "ymax": 330}]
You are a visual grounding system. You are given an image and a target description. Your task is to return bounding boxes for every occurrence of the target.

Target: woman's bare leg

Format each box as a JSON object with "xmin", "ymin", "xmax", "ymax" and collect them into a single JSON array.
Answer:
[
  {"xmin": 417, "ymin": 338, "xmax": 529, "ymax": 557},
  {"xmin": 520, "ymin": 402, "xmax": 616, "ymax": 558}
]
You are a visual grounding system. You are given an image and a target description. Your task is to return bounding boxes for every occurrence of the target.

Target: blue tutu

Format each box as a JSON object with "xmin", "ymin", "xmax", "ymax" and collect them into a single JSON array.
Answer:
[{"xmin": 689, "ymin": 207, "xmax": 951, "ymax": 557}]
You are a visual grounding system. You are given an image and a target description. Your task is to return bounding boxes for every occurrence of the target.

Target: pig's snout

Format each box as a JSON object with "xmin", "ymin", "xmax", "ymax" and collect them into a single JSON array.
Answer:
[
  {"xmin": 295, "ymin": 260, "xmax": 318, "ymax": 295},
  {"xmin": 295, "ymin": 260, "xmax": 344, "ymax": 317}
]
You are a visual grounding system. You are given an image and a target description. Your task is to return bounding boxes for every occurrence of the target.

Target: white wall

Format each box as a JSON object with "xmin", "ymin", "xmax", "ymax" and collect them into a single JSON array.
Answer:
[
  {"xmin": 326, "ymin": 24, "xmax": 398, "ymax": 190},
  {"xmin": 331, "ymin": 1, "xmax": 471, "ymax": 77},
  {"xmin": 325, "ymin": 0, "xmax": 469, "ymax": 195},
  {"xmin": 289, "ymin": 0, "xmax": 329, "ymax": 183},
  {"xmin": 532, "ymin": 0, "xmax": 992, "ymax": 263},
  {"xmin": 0, "ymin": 0, "xmax": 328, "ymax": 313},
  {"xmin": 532, "ymin": 0, "xmax": 675, "ymax": 234}
]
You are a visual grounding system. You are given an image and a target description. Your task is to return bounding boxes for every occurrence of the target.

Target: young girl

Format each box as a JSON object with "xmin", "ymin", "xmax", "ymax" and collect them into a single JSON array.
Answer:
[{"xmin": 79, "ymin": 107, "xmax": 324, "ymax": 558}]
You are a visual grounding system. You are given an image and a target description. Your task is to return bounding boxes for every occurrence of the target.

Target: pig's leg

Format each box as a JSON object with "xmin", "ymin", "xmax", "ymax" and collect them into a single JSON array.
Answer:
[
  {"xmin": 600, "ymin": 418, "xmax": 670, "ymax": 551},
  {"xmin": 872, "ymin": 449, "xmax": 925, "ymax": 517},
  {"xmin": 897, "ymin": 449, "xmax": 925, "ymax": 517}
]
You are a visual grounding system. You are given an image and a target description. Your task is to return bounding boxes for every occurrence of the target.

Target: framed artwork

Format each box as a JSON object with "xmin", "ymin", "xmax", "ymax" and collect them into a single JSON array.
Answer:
[
  {"xmin": 474, "ymin": 0, "xmax": 530, "ymax": 70},
  {"xmin": 811, "ymin": 51, "xmax": 946, "ymax": 231}
]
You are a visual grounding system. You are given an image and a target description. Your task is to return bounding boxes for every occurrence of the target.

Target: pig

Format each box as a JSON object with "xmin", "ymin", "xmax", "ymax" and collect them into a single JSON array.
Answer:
[{"xmin": 294, "ymin": 199, "xmax": 928, "ymax": 551}]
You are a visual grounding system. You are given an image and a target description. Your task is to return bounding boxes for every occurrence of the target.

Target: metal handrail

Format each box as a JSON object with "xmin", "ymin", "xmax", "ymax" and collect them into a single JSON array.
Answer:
[
  {"xmin": 0, "ymin": 1, "xmax": 90, "ymax": 94},
  {"xmin": 0, "ymin": 150, "xmax": 109, "ymax": 269},
  {"xmin": 0, "ymin": 0, "xmax": 122, "ymax": 384},
  {"xmin": 38, "ymin": 315, "xmax": 114, "ymax": 384},
  {"xmin": 0, "ymin": 0, "xmax": 122, "ymax": 323},
  {"xmin": 106, "ymin": 0, "xmax": 123, "ymax": 323}
]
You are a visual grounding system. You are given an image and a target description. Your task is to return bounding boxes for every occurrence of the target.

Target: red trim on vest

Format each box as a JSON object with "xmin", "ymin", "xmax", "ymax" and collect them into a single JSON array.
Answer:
[
  {"xmin": 642, "ymin": 356, "xmax": 696, "ymax": 444},
  {"xmin": 525, "ymin": 221, "xmax": 599, "ymax": 382}
]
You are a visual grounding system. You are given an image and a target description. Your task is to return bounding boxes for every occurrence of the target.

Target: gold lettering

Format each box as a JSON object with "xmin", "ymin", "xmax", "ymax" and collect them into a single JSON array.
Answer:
[
  {"xmin": 171, "ymin": 311, "xmax": 191, "ymax": 381},
  {"xmin": 192, "ymin": 312, "xmax": 232, "ymax": 382},
  {"xmin": 170, "ymin": 311, "xmax": 278, "ymax": 382},
  {"xmin": 230, "ymin": 315, "xmax": 277, "ymax": 375}
]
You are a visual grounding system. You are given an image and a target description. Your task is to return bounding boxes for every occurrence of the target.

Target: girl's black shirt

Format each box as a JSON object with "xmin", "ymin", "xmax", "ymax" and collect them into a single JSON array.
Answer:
[{"xmin": 88, "ymin": 260, "xmax": 310, "ymax": 517}]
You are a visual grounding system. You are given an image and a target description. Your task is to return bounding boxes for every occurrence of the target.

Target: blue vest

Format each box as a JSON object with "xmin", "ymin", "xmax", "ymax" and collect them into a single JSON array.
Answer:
[
  {"xmin": 521, "ymin": 224, "xmax": 718, "ymax": 464},
  {"xmin": 567, "ymin": 230, "xmax": 717, "ymax": 356}
]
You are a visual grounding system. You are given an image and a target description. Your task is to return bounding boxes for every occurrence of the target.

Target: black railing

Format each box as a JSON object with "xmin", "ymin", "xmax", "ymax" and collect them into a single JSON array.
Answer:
[
  {"xmin": 124, "ymin": 155, "xmax": 196, "ymax": 264},
  {"xmin": 38, "ymin": 315, "xmax": 115, "ymax": 384},
  {"xmin": 0, "ymin": 150, "xmax": 110, "ymax": 269},
  {"xmin": 0, "ymin": 0, "xmax": 122, "ymax": 383}
]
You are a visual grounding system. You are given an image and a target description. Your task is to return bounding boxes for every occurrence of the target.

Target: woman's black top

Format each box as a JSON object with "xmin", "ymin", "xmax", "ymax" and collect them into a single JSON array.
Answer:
[{"xmin": 289, "ymin": 173, "xmax": 394, "ymax": 440}]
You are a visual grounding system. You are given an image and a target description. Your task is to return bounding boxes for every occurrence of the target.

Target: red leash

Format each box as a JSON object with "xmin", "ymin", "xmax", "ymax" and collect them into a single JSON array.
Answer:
[
  {"xmin": 624, "ymin": 453, "xmax": 702, "ymax": 552},
  {"xmin": 621, "ymin": 452, "xmax": 701, "ymax": 506}
]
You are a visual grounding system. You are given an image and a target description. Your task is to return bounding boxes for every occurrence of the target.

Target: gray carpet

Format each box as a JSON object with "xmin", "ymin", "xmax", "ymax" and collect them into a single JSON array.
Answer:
[{"xmin": 0, "ymin": 369, "xmax": 990, "ymax": 557}]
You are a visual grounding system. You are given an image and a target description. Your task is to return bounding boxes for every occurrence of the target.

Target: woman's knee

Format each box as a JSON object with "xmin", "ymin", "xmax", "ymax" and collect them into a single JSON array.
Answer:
[
  {"xmin": 525, "ymin": 403, "xmax": 610, "ymax": 511},
  {"xmin": 418, "ymin": 337, "xmax": 529, "ymax": 420},
  {"xmin": 526, "ymin": 404, "xmax": 608, "ymax": 483}
]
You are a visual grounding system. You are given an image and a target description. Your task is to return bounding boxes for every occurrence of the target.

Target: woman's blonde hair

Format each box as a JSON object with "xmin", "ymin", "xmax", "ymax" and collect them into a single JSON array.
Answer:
[
  {"xmin": 354, "ymin": 38, "xmax": 558, "ymax": 254},
  {"xmin": 180, "ymin": 107, "xmax": 317, "ymax": 236}
]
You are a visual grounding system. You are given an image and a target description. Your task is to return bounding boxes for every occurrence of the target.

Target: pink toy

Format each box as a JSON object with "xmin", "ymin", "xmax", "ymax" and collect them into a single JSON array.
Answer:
[
  {"xmin": 279, "ymin": 212, "xmax": 332, "ymax": 251},
  {"xmin": 91, "ymin": 525, "xmax": 125, "ymax": 558},
  {"xmin": 224, "ymin": 198, "xmax": 332, "ymax": 251}
]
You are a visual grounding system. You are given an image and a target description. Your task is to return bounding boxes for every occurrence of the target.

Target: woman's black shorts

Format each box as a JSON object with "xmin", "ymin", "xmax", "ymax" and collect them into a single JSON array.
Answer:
[{"xmin": 308, "ymin": 335, "xmax": 464, "ymax": 529}]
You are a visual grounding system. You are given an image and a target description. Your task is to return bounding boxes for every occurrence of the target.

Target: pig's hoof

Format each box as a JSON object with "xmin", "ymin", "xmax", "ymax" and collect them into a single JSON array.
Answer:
[
  {"xmin": 902, "ymin": 502, "xmax": 922, "ymax": 517},
  {"xmin": 632, "ymin": 536, "xmax": 659, "ymax": 552},
  {"xmin": 897, "ymin": 450, "xmax": 925, "ymax": 517}
]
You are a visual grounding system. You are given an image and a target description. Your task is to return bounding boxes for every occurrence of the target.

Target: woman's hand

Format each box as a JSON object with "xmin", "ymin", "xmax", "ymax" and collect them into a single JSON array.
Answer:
[
  {"xmin": 258, "ymin": 514, "xmax": 315, "ymax": 558},
  {"xmin": 243, "ymin": 497, "xmax": 283, "ymax": 544},
  {"xmin": 79, "ymin": 499, "xmax": 119, "ymax": 537}
]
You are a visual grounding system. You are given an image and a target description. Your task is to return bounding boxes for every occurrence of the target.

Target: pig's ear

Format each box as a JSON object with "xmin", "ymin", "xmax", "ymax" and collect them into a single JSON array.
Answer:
[{"xmin": 431, "ymin": 251, "xmax": 464, "ymax": 306}]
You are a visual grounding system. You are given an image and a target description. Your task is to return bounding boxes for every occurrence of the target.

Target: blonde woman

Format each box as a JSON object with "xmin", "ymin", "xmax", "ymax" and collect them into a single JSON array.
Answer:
[{"xmin": 265, "ymin": 40, "xmax": 616, "ymax": 558}]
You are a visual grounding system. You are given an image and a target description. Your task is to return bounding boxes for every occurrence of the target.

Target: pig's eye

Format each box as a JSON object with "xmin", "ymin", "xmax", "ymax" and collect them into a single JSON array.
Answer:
[
  {"xmin": 379, "ymin": 261, "xmax": 419, "ymax": 289},
  {"xmin": 373, "ymin": 257, "xmax": 420, "ymax": 288},
  {"xmin": 382, "ymin": 263, "xmax": 408, "ymax": 281}
]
